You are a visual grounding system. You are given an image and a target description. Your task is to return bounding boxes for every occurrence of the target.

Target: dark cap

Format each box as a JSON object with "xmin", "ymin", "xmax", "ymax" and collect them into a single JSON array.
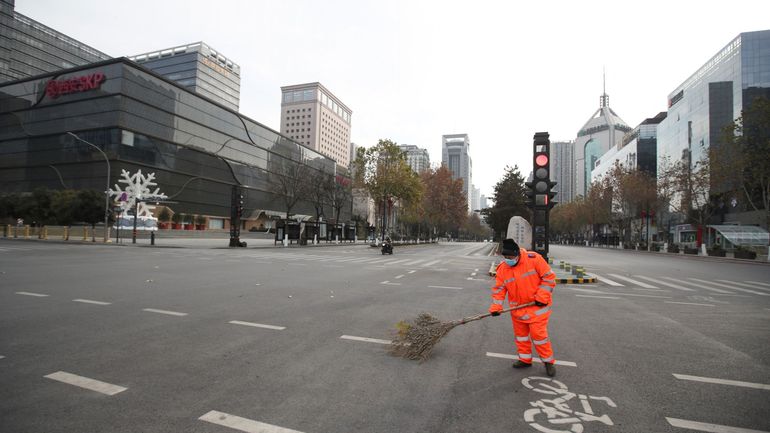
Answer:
[{"xmin": 501, "ymin": 238, "xmax": 520, "ymax": 256}]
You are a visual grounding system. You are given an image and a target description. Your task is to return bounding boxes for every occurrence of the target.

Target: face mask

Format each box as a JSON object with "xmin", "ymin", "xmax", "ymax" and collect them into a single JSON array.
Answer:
[{"xmin": 504, "ymin": 258, "xmax": 518, "ymax": 267}]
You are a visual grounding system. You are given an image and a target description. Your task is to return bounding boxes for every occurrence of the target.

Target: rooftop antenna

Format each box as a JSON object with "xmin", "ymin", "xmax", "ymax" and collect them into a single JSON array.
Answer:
[{"xmin": 600, "ymin": 67, "xmax": 609, "ymax": 108}]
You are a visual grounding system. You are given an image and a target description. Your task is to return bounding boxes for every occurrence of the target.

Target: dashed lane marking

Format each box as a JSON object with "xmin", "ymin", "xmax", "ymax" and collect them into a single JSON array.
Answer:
[
  {"xmin": 665, "ymin": 301, "xmax": 715, "ymax": 307},
  {"xmin": 607, "ymin": 274, "xmax": 658, "ymax": 289},
  {"xmin": 379, "ymin": 281, "xmax": 401, "ymax": 285},
  {"xmin": 394, "ymin": 274, "xmax": 404, "ymax": 279},
  {"xmin": 634, "ymin": 275, "xmax": 695, "ymax": 291},
  {"xmin": 575, "ymin": 294, "xmax": 621, "ymax": 299},
  {"xmin": 673, "ymin": 373, "xmax": 770, "ymax": 391},
  {"xmin": 408, "ymin": 270, "xmax": 416, "ymax": 274},
  {"xmin": 199, "ymin": 410, "xmax": 304, "ymax": 433},
  {"xmin": 0, "ymin": 355, "xmax": 5, "ymax": 359},
  {"xmin": 746, "ymin": 280, "xmax": 770, "ymax": 288},
  {"xmin": 688, "ymin": 278, "xmax": 770, "ymax": 297},
  {"xmin": 666, "ymin": 417, "xmax": 769, "ymax": 433},
  {"xmin": 229, "ymin": 320, "xmax": 286, "ymax": 330},
  {"xmin": 339, "ymin": 335, "xmax": 392, "ymax": 345},
  {"xmin": 44, "ymin": 371, "xmax": 127, "ymax": 396},
  {"xmin": 73, "ymin": 299, "xmax": 111, "ymax": 305},
  {"xmin": 15, "ymin": 291, "xmax": 49, "ymax": 297},
  {"xmin": 486, "ymin": 352, "xmax": 577, "ymax": 367},
  {"xmin": 142, "ymin": 308, "xmax": 188, "ymax": 317},
  {"xmin": 428, "ymin": 285, "xmax": 463, "ymax": 290},
  {"xmin": 591, "ymin": 273, "xmax": 624, "ymax": 286}
]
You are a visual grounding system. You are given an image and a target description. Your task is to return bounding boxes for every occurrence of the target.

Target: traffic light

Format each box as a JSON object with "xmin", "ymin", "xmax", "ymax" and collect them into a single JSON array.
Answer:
[{"xmin": 526, "ymin": 132, "xmax": 557, "ymax": 261}]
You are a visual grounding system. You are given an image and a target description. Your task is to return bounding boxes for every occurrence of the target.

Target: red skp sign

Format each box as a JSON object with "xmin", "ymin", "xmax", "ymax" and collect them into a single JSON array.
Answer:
[{"xmin": 45, "ymin": 72, "xmax": 105, "ymax": 99}]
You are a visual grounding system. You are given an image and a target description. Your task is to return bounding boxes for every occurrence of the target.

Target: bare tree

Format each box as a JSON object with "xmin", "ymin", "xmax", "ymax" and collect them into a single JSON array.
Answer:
[{"xmin": 273, "ymin": 157, "xmax": 310, "ymax": 219}]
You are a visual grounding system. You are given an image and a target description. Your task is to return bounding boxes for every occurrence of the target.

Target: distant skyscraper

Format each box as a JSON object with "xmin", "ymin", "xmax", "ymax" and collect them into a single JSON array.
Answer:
[
  {"xmin": 479, "ymin": 194, "xmax": 488, "ymax": 210},
  {"xmin": 1, "ymin": 0, "xmax": 110, "ymax": 83},
  {"xmin": 442, "ymin": 133, "xmax": 472, "ymax": 212},
  {"xmin": 398, "ymin": 144, "xmax": 430, "ymax": 173},
  {"xmin": 551, "ymin": 141, "xmax": 575, "ymax": 204},
  {"xmin": 471, "ymin": 186, "xmax": 481, "ymax": 212},
  {"xmin": 592, "ymin": 113, "xmax": 665, "ymax": 182},
  {"xmin": 129, "ymin": 42, "xmax": 241, "ymax": 111},
  {"xmin": 280, "ymin": 82, "xmax": 353, "ymax": 167},
  {"xmin": 574, "ymin": 87, "xmax": 631, "ymax": 198}
]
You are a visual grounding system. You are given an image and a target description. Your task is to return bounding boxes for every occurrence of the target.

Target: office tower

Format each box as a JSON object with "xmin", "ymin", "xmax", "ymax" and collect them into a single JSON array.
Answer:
[
  {"xmin": 550, "ymin": 141, "xmax": 575, "ymax": 204},
  {"xmin": 0, "ymin": 0, "xmax": 110, "ymax": 83},
  {"xmin": 280, "ymin": 82, "xmax": 353, "ymax": 167},
  {"xmin": 441, "ymin": 133, "xmax": 472, "ymax": 212},
  {"xmin": 129, "ymin": 42, "xmax": 241, "ymax": 111},
  {"xmin": 398, "ymin": 144, "xmax": 430, "ymax": 173},
  {"xmin": 592, "ymin": 113, "xmax": 665, "ymax": 181}
]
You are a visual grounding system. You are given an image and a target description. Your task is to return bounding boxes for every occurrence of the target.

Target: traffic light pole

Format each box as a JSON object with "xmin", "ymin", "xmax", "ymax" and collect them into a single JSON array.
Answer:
[
  {"xmin": 525, "ymin": 132, "xmax": 557, "ymax": 262},
  {"xmin": 229, "ymin": 185, "xmax": 245, "ymax": 247}
]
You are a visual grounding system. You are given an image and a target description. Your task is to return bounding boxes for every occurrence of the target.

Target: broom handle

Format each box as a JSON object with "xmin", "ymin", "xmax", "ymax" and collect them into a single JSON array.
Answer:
[{"xmin": 456, "ymin": 302, "xmax": 536, "ymax": 325}]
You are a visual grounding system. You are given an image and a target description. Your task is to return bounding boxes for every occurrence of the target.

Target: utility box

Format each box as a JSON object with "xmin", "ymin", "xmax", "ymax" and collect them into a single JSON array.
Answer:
[{"xmin": 506, "ymin": 216, "xmax": 532, "ymax": 250}]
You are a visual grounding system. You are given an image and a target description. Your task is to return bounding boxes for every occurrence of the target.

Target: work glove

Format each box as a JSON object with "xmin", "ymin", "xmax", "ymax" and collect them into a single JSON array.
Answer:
[
  {"xmin": 534, "ymin": 300, "xmax": 548, "ymax": 307},
  {"xmin": 489, "ymin": 304, "xmax": 503, "ymax": 316}
]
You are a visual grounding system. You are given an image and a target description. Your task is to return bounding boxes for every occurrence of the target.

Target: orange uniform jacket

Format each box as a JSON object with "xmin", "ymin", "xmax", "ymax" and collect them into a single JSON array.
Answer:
[{"xmin": 491, "ymin": 248, "xmax": 556, "ymax": 322}]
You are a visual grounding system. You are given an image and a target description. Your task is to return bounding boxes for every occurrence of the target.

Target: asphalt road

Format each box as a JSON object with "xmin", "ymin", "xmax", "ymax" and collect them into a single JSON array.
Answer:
[{"xmin": 0, "ymin": 239, "xmax": 768, "ymax": 433}]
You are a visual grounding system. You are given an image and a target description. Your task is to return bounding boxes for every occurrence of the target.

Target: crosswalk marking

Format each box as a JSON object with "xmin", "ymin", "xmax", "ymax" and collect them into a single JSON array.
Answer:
[
  {"xmin": 666, "ymin": 417, "xmax": 769, "ymax": 433},
  {"xmin": 44, "ymin": 371, "xmax": 127, "ymax": 396},
  {"xmin": 747, "ymin": 280, "xmax": 770, "ymax": 288},
  {"xmin": 661, "ymin": 277, "xmax": 732, "ymax": 294},
  {"xmin": 634, "ymin": 275, "xmax": 695, "ymax": 291},
  {"xmin": 576, "ymin": 295, "xmax": 621, "ymax": 299},
  {"xmin": 688, "ymin": 278, "xmax": 770, "ymax": 296},
  {"xmin": 607, "ymin": 274, "xmax": 658, "ymax": 289},
  {"xmin": 422, "ymin": 259, "xmax": 441, "ymax": 267},
  {"xmin": 591, "ymin": 273, "xmax": 624, "ymax": 286},
  {"xmin": 199, "ymin": 410, "xmax": 304, "ymax": 433},
  {"xmin": 665, "ymin": 301, "xmax": 715, "ymax": 307},
  {"xmin": 720, "ymin": 280, "xmax": 770, "ymax": 293}
]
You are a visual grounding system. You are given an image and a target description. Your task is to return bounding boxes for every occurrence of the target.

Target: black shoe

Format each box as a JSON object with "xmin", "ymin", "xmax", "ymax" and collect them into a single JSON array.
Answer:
[
  {"xmin": 512, "ymin": 360, "xmax": 532, "ymax": 369},
  {"xmin": 545, "ymin": 362, "xmax": 556, "ymax": 377}
]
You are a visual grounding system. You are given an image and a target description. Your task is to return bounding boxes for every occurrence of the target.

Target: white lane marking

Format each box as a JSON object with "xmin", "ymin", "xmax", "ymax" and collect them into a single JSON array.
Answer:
[
  {"xmin": 403, "ymin": 260, "xmax": 424, "ymax": 266},
  {"xmin": 199, "ymin": 410, "xmax": 304, "ymax": 433},
  {"xmin": 688, "ymin": 278, "xmax": 770, "ymax": 296},
  {"xmin": 721, "ymin": 280, "xmax": 770, "ymax": 293},
  {"xmin": 746, "ymin": 280, "xmax": 770, "ymax": 288},
  {"xmin": 422, "ymin": 259, "xmax": 441, "ymax": 267},
  {"xmin": 394, "ymin": 274, "xmax": 404, "ymax": 279},
  {"xmin": 634, "ymin": 275, "xmax": 695, "ymax": 292},
  {"xmin": 385, "ymin": 259, "xmax": 411, "ymax": 265},
  {"xmin": 471, "ymin": 272, "xmax": 477, "ymax": 276},
  {"xmin": 340, "ymin": 335, "xmax": 392, "ymax": 345},
  {"xmin": 610, "ymin": 292, "xmax": 672, "ymax": 298},
  {"xmin": 73, "ymin": 299, "xmax": 112, "ymax": 305},
  {"xmin": 0, "ymin": 355, "xmax": 5, "ymax": 359},
  {"xmin": 665, "ymin": 301, "xmax": 715, "ymax": 307},
  {"xmin": 16, "ymin": 291, "xmax": 49, "ymax": 297},
  {"xmin": 607, "ymin": 274, "xmax": 658, "ymax": 289},
  {"xmin": 486, "ymin": 352, "xmax": 577, "ymax": 367},
  {"xmin": 44, "ymin": 371, "xmax": 127, "ymax": 396},
  {"xmin": 408, "ymin": 270, "xmax": 416, "ymax": 274},
  {"xmin": 560, "ymin": 287, "xmax": 609, "ymax": 294},
  {"xmin": 466, "ymin": 277, "xmax": 487, "ymax": 281},
  {"xmin": 666, "ymin": 417, "xmax": 769, "ymax": 433},
  {"xmin": 229, "ymin": 320, "xmax": 285, "ymax": 330},
  {"xmin": 673, "ymin": 373, "xmax": 770, "ymax": 391},
  {"xmin": 428, "ymin": 285, "xmax": 463, "ymax": 290},
  {"xmin": 590, "ymin": 273, "xmax": 624, "ymax": 286},
  {"xmin": 662, "ymin": 277, "xmax": 731, "ymax": 294},
  {"xmin": 575, "ymin": 295, "xmax": 620, "ymax": 299},
  {"xmin": 379, "ymin": 281, "xmax": 401, "ymax": 285},
  {"xmin": 142, "ymin": 308, "xmax": 188, "ymax": 316}
]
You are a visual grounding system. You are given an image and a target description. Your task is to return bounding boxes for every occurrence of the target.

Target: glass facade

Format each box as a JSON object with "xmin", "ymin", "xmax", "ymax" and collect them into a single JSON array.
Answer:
[
  {"xmin": 0, "ymin": 59, "xmax": 348, "ymax": 220},
  {"xmin": 0, "ymin": 1, "xmax": 110, "ymax": 83}
]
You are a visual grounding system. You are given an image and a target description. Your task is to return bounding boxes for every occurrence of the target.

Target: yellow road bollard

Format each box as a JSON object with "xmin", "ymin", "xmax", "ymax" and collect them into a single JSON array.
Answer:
[
  {"xmin": 63, "ymin": 226, "xmax": 69, "ymax": 240},
  {"xmin": 24, "ymin": 225, "xmax": 30, "ymax": 239},
  {"xmin": 42, "ymin": 226, "xmax": 48, "ymax": 240},
  {"xmin": 82, "ymin": 226, "xmax": 88, "ymax": 241}
]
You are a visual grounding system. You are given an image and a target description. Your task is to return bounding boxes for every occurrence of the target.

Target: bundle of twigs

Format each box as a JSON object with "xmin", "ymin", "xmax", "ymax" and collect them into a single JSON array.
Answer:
[{"xmin": 389, "ymin": 302, "xmax": 535, "ymax": 362}]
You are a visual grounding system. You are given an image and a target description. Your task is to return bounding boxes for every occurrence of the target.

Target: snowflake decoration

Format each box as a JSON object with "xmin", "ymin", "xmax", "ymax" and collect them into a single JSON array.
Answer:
[{"xmin": 109, "ymin": 169, "xmax": 168, "ymax": 218}]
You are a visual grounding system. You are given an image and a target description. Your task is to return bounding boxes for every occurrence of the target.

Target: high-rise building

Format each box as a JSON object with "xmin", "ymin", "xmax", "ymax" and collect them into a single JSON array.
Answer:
[
  {"xmin": 592, "ymin": 112, "xmax": 666, "ymax": 181},
  {"xmin": 0, "ymin": 0, "xmax": 110, "ymax": 83},
  {"xmin": 657, "ymin": 30, "xmax": 770, "ymax": 226},
  {"xmin": 129, "ymin": 42, "xmax": 241, "ymax": 111},
  {"xmin": 479, "ymin": 194, "xmax": 488, "ymax": 210},
  {"xmin": 550, "ymin": 140, "xmax": 575, "ymax": 204},
  {"xmin": 574, "ymin": 90, "xmax": 632, "ymax": 198},
  {"xmin": 398, "ymin": 144, "xmax": 430, "ymax": 173},
  {"xmin": 280, "ymin": 82, "xmax": 352, "ymax": 167},
  {"xmin": 442, "ymin": 133, "xmax": 472, "ymax": 212},
  {"xmin": 471, "ymin": 186, "xmax": 481, "ymax": 212}
]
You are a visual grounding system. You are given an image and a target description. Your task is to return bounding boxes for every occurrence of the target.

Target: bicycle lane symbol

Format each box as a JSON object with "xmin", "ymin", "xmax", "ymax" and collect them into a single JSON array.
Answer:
[{"xmin": 522, "ymin": 377, "xmax": 617, "ymax": 433}]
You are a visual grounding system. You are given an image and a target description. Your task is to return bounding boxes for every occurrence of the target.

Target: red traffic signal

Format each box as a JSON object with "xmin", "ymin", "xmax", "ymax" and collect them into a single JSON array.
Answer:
[{"xmin": 535, "ymin": 154, "xmax": 549, "ymax": 167}]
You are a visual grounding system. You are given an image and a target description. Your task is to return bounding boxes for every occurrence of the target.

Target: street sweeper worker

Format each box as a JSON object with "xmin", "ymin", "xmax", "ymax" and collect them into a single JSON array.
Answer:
[{"xmin": 489, "ymin": 238, "xmax": 557, "ymax": 377}]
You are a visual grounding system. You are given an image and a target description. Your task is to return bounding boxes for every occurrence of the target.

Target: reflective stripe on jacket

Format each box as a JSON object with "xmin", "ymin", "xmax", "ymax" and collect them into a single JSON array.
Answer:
[{"xmin": 490, "ymin": 248, "xmax": 556, "ymax": 322}]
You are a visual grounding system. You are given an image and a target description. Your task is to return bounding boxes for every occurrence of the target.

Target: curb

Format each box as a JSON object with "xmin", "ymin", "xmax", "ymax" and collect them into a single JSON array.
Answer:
[{"xmin": 488, "ymin": 261, "xmax": 596, "ymax": 284}]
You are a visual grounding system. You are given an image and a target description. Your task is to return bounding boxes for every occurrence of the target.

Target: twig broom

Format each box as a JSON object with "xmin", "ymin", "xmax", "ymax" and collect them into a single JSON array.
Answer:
[{"xmin": 389, "ymin": 302, "xmax": 535, "ymax": 362}]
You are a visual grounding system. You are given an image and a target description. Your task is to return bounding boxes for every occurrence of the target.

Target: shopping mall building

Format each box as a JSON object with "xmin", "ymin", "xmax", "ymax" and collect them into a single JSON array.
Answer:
[{"xmin": 0, "ymin": 58, "xmax": 348, "ymax": 230}]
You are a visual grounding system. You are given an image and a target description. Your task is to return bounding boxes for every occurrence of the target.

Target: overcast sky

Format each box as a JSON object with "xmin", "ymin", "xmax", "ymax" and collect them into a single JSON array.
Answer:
[{"xmin": 16, "ymin": 0, "xmax": 770, "ymax": 197}]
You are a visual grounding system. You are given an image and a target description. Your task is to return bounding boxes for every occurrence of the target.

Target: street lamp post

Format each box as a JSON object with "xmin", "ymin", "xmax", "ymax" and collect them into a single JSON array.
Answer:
[{"xmin": 67, "ymin": 132, "xmax": 110, "ymax": 243}]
